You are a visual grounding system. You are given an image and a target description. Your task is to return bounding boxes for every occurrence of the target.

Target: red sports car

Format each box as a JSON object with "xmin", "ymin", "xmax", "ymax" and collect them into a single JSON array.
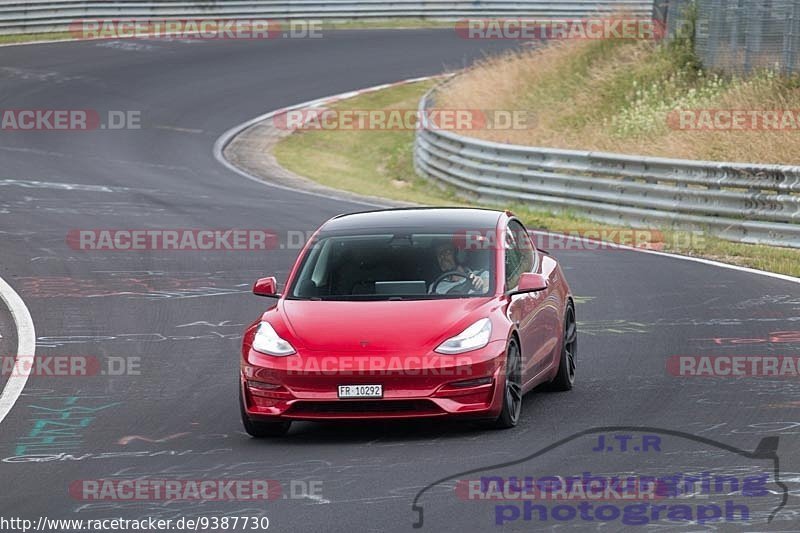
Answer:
[{"xmin": 239, "ymin": 208, "xmax": 576, "ymax": 436}]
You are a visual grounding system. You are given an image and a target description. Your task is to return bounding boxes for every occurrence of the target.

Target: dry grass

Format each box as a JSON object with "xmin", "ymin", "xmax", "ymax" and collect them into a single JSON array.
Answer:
[
  {"xmin": 275, "ymin": 80, "xmax": 800, "ymax": 277},
  {"xmin": 434, "ymin": 38, "xmax": 800, "ymax": 164}
]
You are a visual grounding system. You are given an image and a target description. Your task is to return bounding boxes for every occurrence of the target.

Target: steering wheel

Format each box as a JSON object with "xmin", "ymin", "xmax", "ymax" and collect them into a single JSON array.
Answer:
[{"xmin": 429, "ymin": 270, "xmax": 470, "ymax": 294}]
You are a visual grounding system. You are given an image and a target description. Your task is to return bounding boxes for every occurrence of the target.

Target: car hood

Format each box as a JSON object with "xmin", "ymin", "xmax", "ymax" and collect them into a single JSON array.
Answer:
[{"xmin": 276, "ymin": 298, "xmax": 495, "ymax": 353}]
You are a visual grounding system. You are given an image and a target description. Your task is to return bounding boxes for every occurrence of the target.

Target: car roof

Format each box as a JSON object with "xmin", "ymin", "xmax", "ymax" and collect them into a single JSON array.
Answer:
[{"xmin": 321, "ymin": 207, "xmax": 507, "ymax": 232}]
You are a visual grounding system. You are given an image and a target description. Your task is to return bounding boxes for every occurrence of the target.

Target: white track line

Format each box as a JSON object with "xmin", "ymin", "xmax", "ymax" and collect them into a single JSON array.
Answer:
[
  {"xmin": 213, "ymin": 75, "xmax": 447, "ymax": 208},
  {"xmin": 533, "ymin": 230, "xmax": 800, "ymax": 284},
  {"xmin": 0, "ymin": 276, "xmax": 36, "ymax": 424},
  {"xmin": 216, "ymin": 79, "xmax": 799, "ymax": 285}
]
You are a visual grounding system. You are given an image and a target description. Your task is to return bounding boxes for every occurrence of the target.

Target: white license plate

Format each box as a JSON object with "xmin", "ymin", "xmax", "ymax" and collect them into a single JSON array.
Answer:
[{"xmin": 338, "ymin": 384, "xmax": 383, "ymax": 399}]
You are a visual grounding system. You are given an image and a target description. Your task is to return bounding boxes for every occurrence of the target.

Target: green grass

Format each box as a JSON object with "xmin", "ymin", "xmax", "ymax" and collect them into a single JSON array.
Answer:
[
  {"xmin": 274, "ymin": 80, "xmax": 800, "ymax": 278},
  {"xmin": 274, "ymin": 80, "xmax": 449, "ymax": 205},
  {"xmin": 0, "ymin": 32, "xmax": 75, "ymax": 45}
]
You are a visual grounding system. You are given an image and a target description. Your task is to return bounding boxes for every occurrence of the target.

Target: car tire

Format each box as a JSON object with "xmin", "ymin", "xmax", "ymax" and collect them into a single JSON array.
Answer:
[
  {"xmin": 548, "ymin": 303, "xmax": 577, "ymax": 391},
  {"xmin": 239, "ymin": 387, "xmax": 292, "ymax": 437},
  {"xmin": 494, "ymin": 336, "xmax": 523, "ymax": 429}
]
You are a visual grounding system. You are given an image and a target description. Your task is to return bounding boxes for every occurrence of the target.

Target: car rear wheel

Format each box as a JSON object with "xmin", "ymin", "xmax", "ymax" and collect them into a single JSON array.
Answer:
[
  {"xmin": 239, "ymin": 387, "xmax": 291, "ymax": 437},
  {"xmin": 549, "ymin": 304, "xmax": 577, "ymax": 391},
  {"xmin": 494, "ymin": 337, "xmax": 522, "ymax": 429}
]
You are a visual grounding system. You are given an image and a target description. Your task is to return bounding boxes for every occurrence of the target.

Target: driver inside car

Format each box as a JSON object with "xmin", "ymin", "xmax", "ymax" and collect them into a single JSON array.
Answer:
[{"xmin": 430, "ymin": 242, "xmax": 490, "ymax": 295}]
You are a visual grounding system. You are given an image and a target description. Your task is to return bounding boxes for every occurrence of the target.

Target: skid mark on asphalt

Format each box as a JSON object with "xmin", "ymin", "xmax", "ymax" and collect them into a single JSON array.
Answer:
[
  {"xmin": 16, "ymin": 273, "xmax": 250, "ymax": 300},
  {"xmin": 687, "ymin": 420, "xmax": 800, "ymax": 436},
  {"xmin": 578, "ymin": 319, "xmax": 650, "ymax": 335},
  {"xmin": 0, "ymin": 145, "xmax": 196, "ymax": 173},
  {"xmin": 633, "ymin": 295, "xmax": 724, "ymax": 318},
  {"xmin": 37, "ymin": 330, "xmax": 242, "ymax": 348},
  {"xmin": 2, "ymin": 447, "xmax": 232, "ymax": 463},
  {"xmin": 0, "ymin": 178, "xmax": 144, "ymax": 193},
  {"xmin": 95, "ymin": 39, "xmax": 208, "ymax": 52},
  {"xmin": 118, "ymin": 432, "xmax": 191, "ymax": 446},
  {"xmin": 0, "ymin": 230, "xmax": 42, "ymax": 236},
  {"xmin": 1, "ymin": 199, "xmax": 169, "ymax": 217},
  {"xmin": 690, "ymin": 331, "xmax": 800, "ymax": 346},
  {"xmin": 731, "ymin": 294, "xmax": 800, "ymax": 310},
  {"xmin": 96, "ymin": 41, "xmax": 158, "ymax": 52},
  {"xmin": 0, "ymin": 66, "xmax": 84, "ymax": 84},
  {"xmin": 176, "ymin": 320, "xmax": 245, "ymax": 329},
  {"xmin": 153, "ymin": 125, "xmax": 205, "ymax": 134},
  {"xmin": 579, "ymin": 317, "xmax": 800, "ymax": 336}
]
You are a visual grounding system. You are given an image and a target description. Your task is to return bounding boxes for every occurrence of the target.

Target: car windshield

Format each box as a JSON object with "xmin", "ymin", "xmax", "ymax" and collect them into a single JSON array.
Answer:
[{"xmin": 288, "ymin": 231, "xmax": 495, "ymax": 300}]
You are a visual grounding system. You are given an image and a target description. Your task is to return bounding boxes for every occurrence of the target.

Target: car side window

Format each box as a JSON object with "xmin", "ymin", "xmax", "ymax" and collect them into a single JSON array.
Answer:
[
  {"xmin": 510, "ymin": 220, "xmax": 535, "ymax": 273},
  {"xmin": 505, "ymin": 229, "xmax": 523, "ymax": 290},
  {"xmin": 505, "ymin": 220, "xmax": 535, "ymax": 290}
]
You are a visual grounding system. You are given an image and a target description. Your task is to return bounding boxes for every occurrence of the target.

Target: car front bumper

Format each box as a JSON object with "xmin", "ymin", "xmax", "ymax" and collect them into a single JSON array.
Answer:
[{"xmin": 240, "ymin": 341, "xmax": 507, "ymax": 421}]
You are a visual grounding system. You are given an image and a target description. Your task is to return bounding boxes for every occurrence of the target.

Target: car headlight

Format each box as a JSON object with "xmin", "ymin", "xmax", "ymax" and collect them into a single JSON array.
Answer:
[
  {"xmin": 435, "ymin": 318, "xmax": 492, "ymax": 355},
  {"xmin": 252, "ymin": 321, "xmax": 296, "ymax": 356}
]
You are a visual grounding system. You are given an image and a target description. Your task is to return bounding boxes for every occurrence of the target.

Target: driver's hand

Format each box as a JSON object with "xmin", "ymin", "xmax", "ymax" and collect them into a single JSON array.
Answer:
[{"xmin": 469, "ymin": 272, "xmax": 485, "ymax": 292}]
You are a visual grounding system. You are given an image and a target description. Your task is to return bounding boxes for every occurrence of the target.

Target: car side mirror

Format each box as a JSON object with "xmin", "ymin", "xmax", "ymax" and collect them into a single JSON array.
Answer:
[
  {"xmin": 510, "ymin": 273, "xmax": 548, "ymax": 295},
  {"xmin": 253, "ymin": 277, "xmax": 279, "ymax": 298}
]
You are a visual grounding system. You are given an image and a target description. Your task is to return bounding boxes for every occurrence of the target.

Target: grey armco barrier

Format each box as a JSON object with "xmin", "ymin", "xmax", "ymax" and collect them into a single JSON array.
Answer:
[
  {"xmin": 0, "ymin": 1, "xmax": 653, "ymax": 35},
  {"xmin": 414, "ymin": 90, "xmax": 800, "ymax": 248}
]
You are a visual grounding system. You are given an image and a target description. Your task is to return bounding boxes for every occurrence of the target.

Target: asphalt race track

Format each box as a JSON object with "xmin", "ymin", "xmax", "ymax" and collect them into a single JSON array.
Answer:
[{"xmin": 0, "ymin": 30, "xmax": 799, "ymax": 532}]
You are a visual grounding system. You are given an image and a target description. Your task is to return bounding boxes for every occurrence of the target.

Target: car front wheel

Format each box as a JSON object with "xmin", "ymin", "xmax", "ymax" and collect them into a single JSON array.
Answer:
[
  {"xmin": 494, "ymin": 337, "xmax": 523, "ymax": 429},
  {"xmin": 548, "ymin": 303, "xmax": 577, "ymax": 391}
]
